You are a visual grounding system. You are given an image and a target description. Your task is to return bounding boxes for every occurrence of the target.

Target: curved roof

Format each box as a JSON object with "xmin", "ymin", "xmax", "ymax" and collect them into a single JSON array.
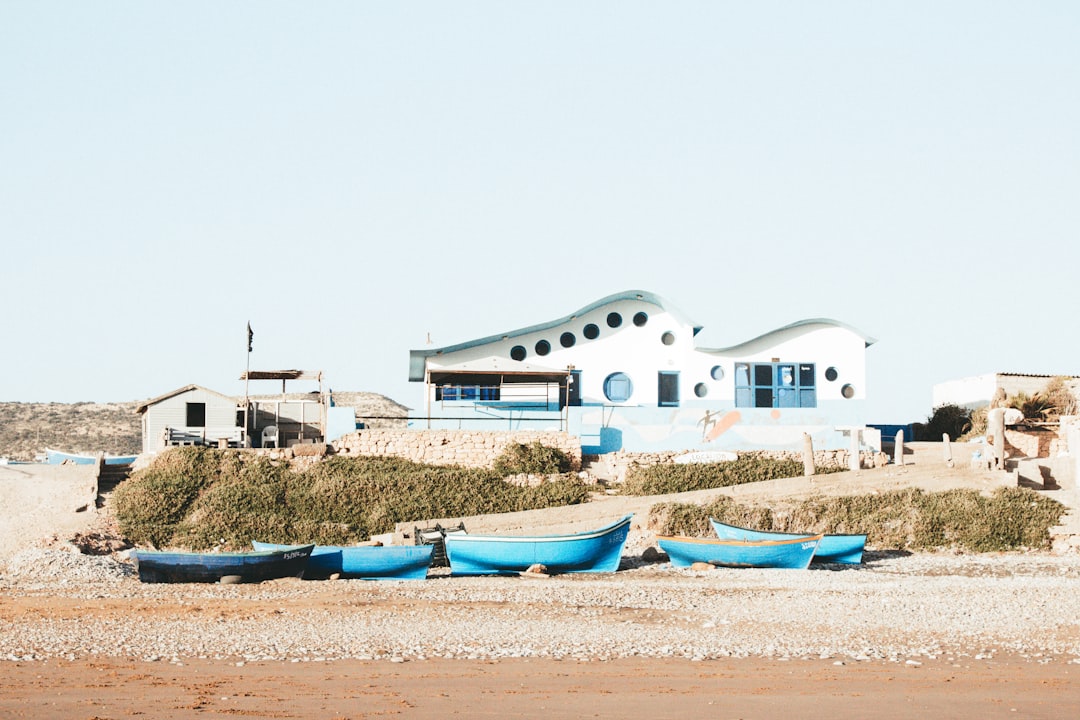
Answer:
[
  {"xmin": 700, "ymin": 318, "xmax": 877, "ymax": 354},
  {"xmin": 409, "ymin": 290, "xmax": 699, "ymax": 379},
  {"xmin": 409, "ymin": 292, "xmax": 875, "ymax": 381}
]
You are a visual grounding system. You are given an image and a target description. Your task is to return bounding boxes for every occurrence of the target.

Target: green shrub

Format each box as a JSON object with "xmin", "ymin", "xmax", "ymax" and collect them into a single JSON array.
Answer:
[
  {"xmin": 113, "ymin": 449, "xmax": 591, "ymax": 550},
  {"xmin": 920, "ymin": 403, "xmax": 972, "ymax": 441},
  {"xmin": 493, "ymin": 441, "xmax": 572, "ymax": 475},
  {"xmin": 111, "ymin": 447, "xmax": 238, "ymax": 547},
  {"xmin": 649, "ymin": 486, "xmax": 1066, "ymax": 553},
  {"xmin": 620, "ymin": 453, "xmax": 843, "ymax": 496}
]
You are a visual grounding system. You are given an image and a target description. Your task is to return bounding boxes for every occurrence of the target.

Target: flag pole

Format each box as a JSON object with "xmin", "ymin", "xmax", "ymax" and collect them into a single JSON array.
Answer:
[{"xmin": 244, "ymin": 322, "xmax": 253, "ymax": 447}]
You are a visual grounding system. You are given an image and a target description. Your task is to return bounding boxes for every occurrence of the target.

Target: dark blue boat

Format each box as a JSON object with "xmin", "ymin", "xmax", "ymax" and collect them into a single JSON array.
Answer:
[
  {"xmin": 131, "ymin": 545, "xmax": 314, "ymax": 584},
  {"xmin": 710, "ymin": 518, "xmax": 866, "ymax": 564},
  {"xmin": 444, "ymin": 514, "xmax": 633, "ymax": 575},
  {"xmin": 252, "ymin": 541, "xmax": 435, "ymax": 580}
]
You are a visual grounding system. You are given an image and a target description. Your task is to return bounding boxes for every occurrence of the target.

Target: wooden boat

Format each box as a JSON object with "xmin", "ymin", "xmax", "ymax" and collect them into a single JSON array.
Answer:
[
  {"xmin": 131, "ymin": 545, "xmax": 314, "ymax": 584},
  {"xmin": 444, "ymin": 514, "xmax": 633, "ymax": 575},
  {"xmin": 45, "ymin": 447, "xmax": 137, "ymax": 466},
  {"xmin": 657, "ymin": 533, "xmax": 822, "ymax": 570},
  {"xmin": 710, "ymin": 518, "xmax": 866, "ymax": 564},
  {"xmin": 252, "ymin": 541, "xmax": 434, "ymax": 580}
]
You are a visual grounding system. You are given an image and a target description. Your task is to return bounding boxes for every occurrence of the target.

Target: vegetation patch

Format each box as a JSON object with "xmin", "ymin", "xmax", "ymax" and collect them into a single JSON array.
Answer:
[
  {"xmin": 113, "ymin": 447, "xmax": 591, "ymax": 550},
  {"xmin": 650, "ymin": 487, "xmax": 1066, "ymax": 552},
  {"xmin": 620, "ymin": 453, "xmax": 844, "ymax": 496},
  {"xmin": 493, "ymin": 441, "xmax": 573, "ymax": 475}
]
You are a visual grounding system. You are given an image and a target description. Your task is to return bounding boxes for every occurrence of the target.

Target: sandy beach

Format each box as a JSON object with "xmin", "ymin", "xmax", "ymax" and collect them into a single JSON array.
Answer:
[
  {"xmin": 3, "ymin": 454, "xmax": 1080, "ymax": 718},
  {"xmin": 2, "ymin": 546, "xmax": 1079, "ymax": 719},
  {"xmin": 1, "ymin": 655, "xmax": 1076, "ymax": 720}
]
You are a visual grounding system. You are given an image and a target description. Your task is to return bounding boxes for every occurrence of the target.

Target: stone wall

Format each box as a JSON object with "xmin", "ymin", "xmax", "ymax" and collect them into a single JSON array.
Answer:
[
  {"xmin": 332, "ymin": 429, "xmax": 582, "ymax": 471},
  {"xmin": 602, "ymin": 448, "xmax": 885, "ymax": 473},
  {"xmin": 1004, "ymin": 426, "xmax": 1064, "ymax": 459}
]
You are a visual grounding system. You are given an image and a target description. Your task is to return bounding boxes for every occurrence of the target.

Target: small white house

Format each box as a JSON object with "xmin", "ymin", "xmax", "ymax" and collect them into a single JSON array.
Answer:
[
  {"xmin": 135, "ymin": 385, "xmax": 242, "ymax": 454},
  {"xmin": 409, "ymin": 290, "xmax": 876, "ymax": 454},
  {"xmin": 138, "ymin": 374, "xmax": 361, "ymax": 454}
]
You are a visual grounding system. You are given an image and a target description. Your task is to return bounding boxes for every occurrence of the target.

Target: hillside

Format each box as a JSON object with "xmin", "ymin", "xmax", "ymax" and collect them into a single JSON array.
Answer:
[{"xmin": 0, "ymin": 392, "xmax": 409, "ymax": 462}]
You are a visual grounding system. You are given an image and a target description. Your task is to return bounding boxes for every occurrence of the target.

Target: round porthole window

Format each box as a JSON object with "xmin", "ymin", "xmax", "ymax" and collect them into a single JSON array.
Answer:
[
  {"xmin": 710, "ymin": 365, "xmax": 725, "ymax": 381},
  {"xmin": 825, "ymin": 367, "xmax": 839, "ymax": 382},
  {"xmin": 661, "ymin": 331, "xmax": 675, "ymax": 346},
  {"xmin": 535, "ymin": 339, "xmax": 551, "ymax": 356},
  {"xmin": 607, "ymin": 312, "xmax": 622, "ymax": 328},
  {"xmin": 633, "ymin": 311, "xmax": 648, "ymax": 327},
  {"xmin": 694, "ymin": 382, "xmax": 708, "ymax": 398},
  {"xmin": 560, "ymin": 332, "xmax": 576, "ymax": 348},
  {"xmin": 583, "ymin": 323, "xmax": 600, "ymax": 340},
  {"xmin": 510, "ymin": 345, "xmax": 526, "ymax": 361},
  {"xmin": 841, "ymin": 384, "xmax": 855, "ymax": 399},
  {"xmin": 603, "ymin": 372, "xmax": 633, "ymax": 402}
]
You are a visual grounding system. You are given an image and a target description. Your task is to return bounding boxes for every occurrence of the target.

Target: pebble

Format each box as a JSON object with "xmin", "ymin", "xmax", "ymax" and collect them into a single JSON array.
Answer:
[{"xmin": 1, "ymin": 549, "xmax": 1079, "ymax": 664}]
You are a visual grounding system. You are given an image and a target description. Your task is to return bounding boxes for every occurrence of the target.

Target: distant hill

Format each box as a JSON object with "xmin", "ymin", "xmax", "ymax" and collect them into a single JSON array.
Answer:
[{"xmin": 0, "ymin": 392, "xmax": 410, "ymax": 462}]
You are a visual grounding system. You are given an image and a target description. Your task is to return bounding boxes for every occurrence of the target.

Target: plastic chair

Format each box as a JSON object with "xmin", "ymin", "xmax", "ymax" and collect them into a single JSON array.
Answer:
[{"xmin": 261, "ymin": 425, "xmax": 279, "ymax": 449}]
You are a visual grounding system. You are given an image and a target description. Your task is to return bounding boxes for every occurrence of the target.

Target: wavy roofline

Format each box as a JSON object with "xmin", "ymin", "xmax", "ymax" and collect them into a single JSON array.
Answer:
[
  {"xmin": 700, "ymin": 318, "xmax": 877, "ymax": 353},
  {"xmin": 411, "ymin": 289, "xmax": 699, "ymax": 360},
  {"xmin": 409, "ymin": 294, "xmax": 875, "ymax": 381}
]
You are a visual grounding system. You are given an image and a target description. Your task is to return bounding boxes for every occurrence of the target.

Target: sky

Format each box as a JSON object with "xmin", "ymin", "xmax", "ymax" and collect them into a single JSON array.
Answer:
[{"xmin": 1, "ymin": 2, "xmax": 1078, "ymax": 423}]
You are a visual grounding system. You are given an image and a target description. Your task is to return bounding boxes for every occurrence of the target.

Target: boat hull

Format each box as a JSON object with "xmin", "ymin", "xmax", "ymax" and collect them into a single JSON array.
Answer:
[
  {"xmin": 710, "ymin": 518, "xmax": 866, "ymax": 564},
  {"xmin": 658, "ymin": 534, "xmax": 821, "ymax": 570},
  {"xmin": 444, "ymin": 514, "xmax": 633, "ymax": 575},
  {"xmin": 45, "ymin": 448, "xmax": 137, "ymax": 466},
  {"xmin": 252, "ymin": 542, "xmax": 434, "ymax": 580},
  {"xmin": 132, "ymin": 545, "xmax": 314, "ymax": 584}
]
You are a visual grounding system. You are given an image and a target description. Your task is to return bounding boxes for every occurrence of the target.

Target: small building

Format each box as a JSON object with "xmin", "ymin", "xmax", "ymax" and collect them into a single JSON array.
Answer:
[
  {"xmin": 137, "ymin": 371, "xmax": 359, "ymax": 453},
  {"xmin": 135, "ymin": 385, "xmax": 243, "ymax": 454},
  {"xmin": 932, "ymin": 373, "xmax": 1080, "ymax": 412},
  {"xmin": 409, "ymin": 290, "xmax": 876, "ymax": 454}
]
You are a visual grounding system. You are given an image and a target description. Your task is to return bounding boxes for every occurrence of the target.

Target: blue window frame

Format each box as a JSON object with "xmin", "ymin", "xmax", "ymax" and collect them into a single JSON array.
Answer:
[
  {"xmin": 734, "ymin": 362, "xmax": 816, "ymax": 408},
  {"xmin": 603, "ymin": 372, "xmax": 633, "ymax": 403},
  {"xmin": 437, "ymin": 385, "xmax": 500, "ymax": 402}
]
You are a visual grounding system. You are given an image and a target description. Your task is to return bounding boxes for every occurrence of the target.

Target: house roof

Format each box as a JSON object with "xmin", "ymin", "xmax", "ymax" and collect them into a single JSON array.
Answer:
[
  {"xmin": 134, "ymin": 384, "xmax": 239, "ymax": 414},
  {"xmin": 240, "ymin": 370, "xmax": 323, "ymax": 382},
  {"xmin": 409, "ymin": 291, "xmax": 876, "ymax": 381},
  {"xmin": 701, "ymin": 318, "xmax": 878, "ymax": 354},
  {"xmin": 409, "ymin": 290, "xmax": 698, "ymax": 381}
]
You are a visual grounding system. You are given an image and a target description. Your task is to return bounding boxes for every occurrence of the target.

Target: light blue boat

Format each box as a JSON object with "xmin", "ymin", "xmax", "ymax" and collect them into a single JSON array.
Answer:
[
  {"xmin": 710, "ymin": 518, "xmax": 866, "ymax": 564},
  {"xmin": 443, "ymin": 514, "xmax": 633, "ymax": 575},
  {"xmin": 45, "ymin": 447, "xmax": 137, "ymax": 466},
  {"xmin": 658, "ymin": 533, "xmax": 822, "ymax": 570},
  {"xmin": 252, "ymin": 541, "xmax": 435, "ymax": 580}
]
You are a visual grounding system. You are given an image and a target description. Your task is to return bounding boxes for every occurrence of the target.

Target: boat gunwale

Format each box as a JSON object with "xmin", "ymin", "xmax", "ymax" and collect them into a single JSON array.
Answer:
[
  {"xmin": 656, "ymin": 533, "xmax": 823, "ymax": 548},
  {"xmin": 133, "ymin": 545, "xmax": 315, "ymax": 560},
  {"xmin": 710, "ymin": 518, "xmax": 866, "ymax": 540},
  {"xmin": 443, "ymin": 514, "xmax": 633, "ymax": 545}
]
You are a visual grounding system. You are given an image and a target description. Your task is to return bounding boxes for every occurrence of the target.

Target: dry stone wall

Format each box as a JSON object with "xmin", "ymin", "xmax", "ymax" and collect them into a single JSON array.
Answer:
[
  {"xmin": 602, "ymin": 448, "xmax": 885, "ymax": 474},
  {"xmin": 332, "ymin": 429, "xmax": 582, "ymax": 471},
  {"xmin": 1004, "ymin": 426, "xmax": 1064, "ymax": 459}
]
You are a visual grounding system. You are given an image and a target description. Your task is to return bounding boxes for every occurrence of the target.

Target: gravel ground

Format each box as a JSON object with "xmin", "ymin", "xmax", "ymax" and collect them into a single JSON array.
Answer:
[{"xmin": 3, "ymin": 547, "xmax": 1079, "ymax": 666}]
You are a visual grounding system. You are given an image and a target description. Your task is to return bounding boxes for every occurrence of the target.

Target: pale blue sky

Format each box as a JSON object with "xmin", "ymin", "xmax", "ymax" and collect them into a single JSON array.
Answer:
[{"xmin": 2, "ymin": 2, "xmax": 1077, "ymax": 422}]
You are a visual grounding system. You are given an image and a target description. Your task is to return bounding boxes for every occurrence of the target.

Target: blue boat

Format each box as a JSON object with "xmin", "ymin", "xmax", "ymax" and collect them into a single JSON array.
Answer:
[
  {"xmin": 658, "ymin": 533, "xmax": 822, "ymax": 570},
  {"xmin": 45, "ymin": 447, "xmax": 137, "ymax": 466},
  {"xmin": 131, "ymin": 545, "xmax": 314, "ymax": 584},
  {"xmin": 443, "ymin": 514, "xmax": 633, "ymax": 575},
  {"xmin": 710, "ymin": 518, "xmax": 866, "ymax": 564},
  {"xmin": 252, "ymin": 541, "xmax": 434, "ymax": 580}
]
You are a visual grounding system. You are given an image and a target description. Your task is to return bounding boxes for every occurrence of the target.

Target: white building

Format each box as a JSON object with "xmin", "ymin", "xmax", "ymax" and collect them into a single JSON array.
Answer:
[
  {"xmin": 932, "ymin": 373, "xmax": 1080, "ymax": 412},
  {"xmin": 409, "ymin": 290, "xmax": 876, "ymax": 454}
]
